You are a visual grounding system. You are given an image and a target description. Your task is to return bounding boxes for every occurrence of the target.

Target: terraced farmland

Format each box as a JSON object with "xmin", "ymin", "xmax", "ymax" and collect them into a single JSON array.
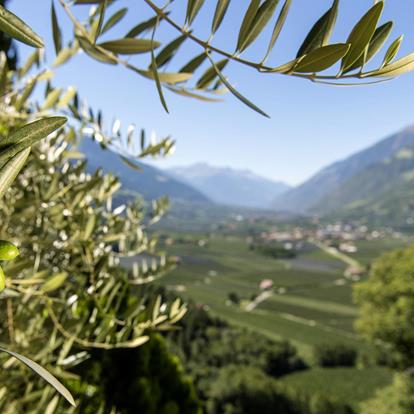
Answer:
[{"xmin": 161, "ymin": 233, "xmax": 409, "ymax": 359}]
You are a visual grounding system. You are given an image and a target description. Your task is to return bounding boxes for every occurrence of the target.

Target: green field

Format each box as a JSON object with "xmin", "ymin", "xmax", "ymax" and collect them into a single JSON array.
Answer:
[
  {"xmin": 280, "ymin": 367, "xmax": 393, "ymax": 410},
  {"xmin": 159, "ymin": 233, "xmax": 408, "ymax": 360}
]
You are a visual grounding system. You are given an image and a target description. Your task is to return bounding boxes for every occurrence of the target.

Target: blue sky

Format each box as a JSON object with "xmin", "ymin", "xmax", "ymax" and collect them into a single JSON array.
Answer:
[{"xmin": 9, "ymin": 1, "xmax": 414, "ymax": 185}]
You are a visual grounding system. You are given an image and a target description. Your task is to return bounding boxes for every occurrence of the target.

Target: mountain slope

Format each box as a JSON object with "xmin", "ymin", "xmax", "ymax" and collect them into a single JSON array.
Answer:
[
  {"xmin": 167, "ymin": 163, "xmax": 290, "ymax": 209},
  {"xmin": 319, "ymin": 148, "xmax": 414, "ymax": 227},
  {"xmin": 79, "ymin": 139, "xmax": 210, "ymax": 203},
  {"xmin": 273, "ymin": 126, "xmax": 414, "ymax": 213}
]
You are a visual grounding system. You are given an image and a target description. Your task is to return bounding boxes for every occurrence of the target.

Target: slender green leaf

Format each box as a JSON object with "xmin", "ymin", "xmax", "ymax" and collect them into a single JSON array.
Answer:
[
  {"xmin": 0, "ymin": 117, "xmax": 67, "ymax": 163},
  {"xmin": 153, "ymin": 34, "xmax": 187, "ymax": 69},
  {"xmin": 77, "ymin": 35, "xmax": 117, "ymax": 64},
  {"xmin": 186, "ymin": 0, "xmax": 205, "ymax": 25},
  {"xmin": 102, "ymin": 7, "xmax": 127, "ymax": 34},
  {"xmin": 296, "ymin": 0, "xmax": 339, "ymax": 57},
  {"xmin": 236, "ymin": 0, "xmax": 260, "ymax": 51},
  {"xmin": 42, "ymin": 272, "xmax": 68, "ymax": 292},
  {"xmin": 135, "ymin": 69, "xmax": 192, "ymax": 84},
  {"xmin": 93, "ymin": 0, "xmax": 108, "ymax": 42},
  {"xmin": 179, "ymin": 53, "xmax": 207, "ymax": 73},
  {"xmin": 211, "ymin": 0, "xmax": 230, "ymax": 34},
  {"xmin": 294, "ymin": 43, "xmax": 350, "ymax": 73},
  {"xmin": 149, "ymin": 22, "xmax": 168, "ymax": 113},
  {"xmin": 51, "ymin": 1, "xmax": 62, "ymax": 54},
  {"xmin": 53, "ymin": 43, "xmax": 79, "ymax": 67},
  {"xmin": 366, "ymin": 51, "xmax": 414, "ymax": 78},
  {"xmin": 239, "ymin": 0, "xmax": 279, "ymax": 52},
  {"xmin": 0, "ymin": 347, "xmax": 76, "ymax": 406},
  {"xmin": 343, "ymin": 21, "xmax": 392, "ymax": 73},
  {"xmin": 381, "ymin": 35, "xmax": 403, "ymax": 68},
  {"xmin": 167, "ymin": 86, "xmax": 222, "ymax": 102},
  {"xmin": 0, "ymin": 4, "xmax": 44, "ymax": 48},
  {"xmin": 262, "ymin": 0, "xmax": 292, "ymax": 63},
  {"xmin": 0, "ymin": 266, "xmax": 5, "ymax": 291},
  {"xmin": 0, "ymin": 148, "xmax": 30, "ymax": 198},
  {"xmin": 341, "ymin": 2, "xmax": 384, "ymax": 71},
  {"xmin": 99, "ymin": 38, "xmax": 160, "ymax": 55},
  {"xmin": 197, "ymin": 58, "xmax": 228, "ymax": 89},
  {"xmin": 125, "ymin": 15, "xmax": 164, "ymax": 38},
  {"xmin": 207, "ymin": 54, "xmax": 269, "ymax": 117}
]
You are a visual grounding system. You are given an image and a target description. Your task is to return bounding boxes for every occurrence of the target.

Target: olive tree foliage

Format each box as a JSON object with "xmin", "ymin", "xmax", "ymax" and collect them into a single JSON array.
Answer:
[
  {"xmin": 54, "ymin": 0, "xmax": 414, "ymax": 116},
  {"xmin": 0, "ymin": 4, "xmax": 182, "ymax": 410},
  {"xmin": 354, "ymin": 245, "xmax": 414, "ymax": 369},
  {"xmin": 360, "ymin": 372, "xmax": 414, "ymax": 414}
]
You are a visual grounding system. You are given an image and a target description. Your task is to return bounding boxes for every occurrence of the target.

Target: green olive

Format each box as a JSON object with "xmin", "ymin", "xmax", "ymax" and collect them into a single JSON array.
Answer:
[
  {"xmin": 0, "ymin": 240, "xmax": 20, "ymax": 261},
  {"xmin": 0, "ymin": 266, "xmax": 5, "ymax": 291}
]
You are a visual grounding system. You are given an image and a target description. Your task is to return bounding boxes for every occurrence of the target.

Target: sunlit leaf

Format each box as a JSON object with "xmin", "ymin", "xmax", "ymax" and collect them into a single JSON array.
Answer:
[
  {"xmin": 92, "ymin": 0, "xmax": 107, "ymax": 42},
  {"xmin": 51, "ymin": 1, "xmax": 62, "ymax": 55},
  {"xmin": 0, "ymin": 148, "xmax": 30, "ymax": 198},
  {"xmin": 135, "ymin": 68, "xmax": 192, "ymax": 84},
  {"xmin": 294, "ymin": 43, "xmax": 350, "ymax": 73},
  {"xmin": 99, "ymin": 38, "xmax": 160, "ymax": 55},
  {"xmin": 238, "ymin": 0, "xmax": 279, "ymax": 52},
  {"xmin": 179, "ymin": 53, "xmax": 207, "ymax": 73},
  {"xmin": 341, "ymin": 1, "xmax": 384, "ymax": 72},
  {"xmin": 102, "ymin": 7, "xmax": 127, "ymax": 34},
  {"xmin": 125, "ymin": 15, "xmax": 164, "ymax": 38},
  {"xmin": 343, "ymin": 21, "xmax": 392, "ymax": 74},
  {"xmin": 366, "ymin": 52, "xmax": 414, "ymax": 78},
  {"xmin": 0, "ymin": 347, "xmax": 76, "ymax": 406},
  {"xmin": 0, "ymin": 117, "xmax": 67, "ymax": 164},
  {"xmin": 297, "ymin": 0, "xmax": 338, "ymax": 57},
  {"xmin": 236, "ymin": 0, "xmax": 260, "ymax": 52},
  {"xmin": 196, "ymin": 58, "xmax": 228, "ymax": 89},
  {"xmin": 77, "ymin": 35, "xmax": 117, "ymax": 64},
  {"xmin": 42, "ymin": 272, "xmax": 68, "ymax": 292},
  {"xmin": 381, "ymin": 35, "xmax": 403, "ymax": 68},
  {"xmin": 153, "ymin": 34, "xmax": 187, "ymax": 69},
  {"xmin": 262, "ymin": 0, "xmax": 292, "ymax": 63},
  {"xmin": 211, "ymin": 0, "xmax": 230, "ymax": 34},
  {"xmin": 0, "ymin": 4, "xmax": 44, "ymax": 48},
  {"xmin": 207, "ymin": 54, "xmax": 269, "ymax": 117},
  {"xmin": 186, "ymin": 0, "xmax": 205, "ymax": 25}
]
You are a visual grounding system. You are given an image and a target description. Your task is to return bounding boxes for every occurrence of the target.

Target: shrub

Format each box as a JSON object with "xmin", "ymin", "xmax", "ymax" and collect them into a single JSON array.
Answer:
[{"xmin": 314, "ymin": 344, "xmax": 358, "ymax": 368}]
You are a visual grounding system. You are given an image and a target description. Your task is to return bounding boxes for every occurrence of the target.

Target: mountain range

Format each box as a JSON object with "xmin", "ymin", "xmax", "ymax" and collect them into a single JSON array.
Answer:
[
  {"xmin": 79, "ymin": 124, "xmax": 414, "ymax": 227},
  {"xmin": 167, "ymin": 163, "xmax": 290, "ymax": 209},
  {"xmin": 78, "ymin": 139, "xmax": 209, "ymax": 203},
  {"xmin": 273, "ymin": 125, "xmax": 414, "ymax": 226}
]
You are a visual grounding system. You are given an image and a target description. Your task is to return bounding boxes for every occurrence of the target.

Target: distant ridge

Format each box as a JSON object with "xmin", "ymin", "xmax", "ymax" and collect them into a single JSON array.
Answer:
[
  {"xmin": 167, "ymin": 162, "xmax": 290, "ymax": 209},
  {"xmin": 273, "ymin": 125, "xmax": 414, "ymax": 222},
  {"xmin": 79, "ymin": 139, "xmax": 210, "ymax": 203}
]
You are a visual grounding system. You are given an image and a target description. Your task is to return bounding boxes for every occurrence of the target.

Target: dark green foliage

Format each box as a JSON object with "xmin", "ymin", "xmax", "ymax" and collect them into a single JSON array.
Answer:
[
  {"xmin": 360, "ymin": 372, "xmax": 414, "ymax": 414},
  {"xmin": 354, "ymin": 244, "xmax": 414, "ymax": 368},
  {"xmin": 74, "ymin": 334, "xmax": 201, "ymax": 414},
  {"xmin": 207, "ymin": 365, "xmax": 355, "ymax": 414},
  {"xmin": 168, "ymin": 304, "xmax": 307, "ymax": 411},
  {"xmin": 0, "ymin": 0, "xmax": 17, "ymax": 69},
  {"xmin": 249, "ymin": 239, "xmax": 297, "ymax": 259},
  {"xmin": 314, "ymin": 343, "xmax": 358, "ymax": 368}
]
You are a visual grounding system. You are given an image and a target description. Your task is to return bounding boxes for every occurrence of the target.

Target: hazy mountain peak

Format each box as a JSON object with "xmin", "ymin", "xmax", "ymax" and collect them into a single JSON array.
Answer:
[{"xmin": 167, "ymin": 163, "xmax": 290, "ymax": 209}]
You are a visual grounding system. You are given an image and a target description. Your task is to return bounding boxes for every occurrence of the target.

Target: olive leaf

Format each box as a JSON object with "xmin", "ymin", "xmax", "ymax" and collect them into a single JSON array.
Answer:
[
  {"xmin": 51, "ymin": 1, "xmax": 62, "ymax": 54},
  {"xmin": 297, "ymin": 0, "xmax": 339, "ymax": 57},
  {"xmin": 294, "ymin": 43, "xmax": 350, "ymax": 73},
  {"xmin": 211, "ymin": 0, "xmax": 231, "ymax": 34},
  {"xmin": 207, "ymin": 54, "xmax": 269, "ymax": 118},
  {"xmin": 99, "ymin": 38, "xmax": 160, "ymax": 55},
  {"xmin": 341, "ymin": 1, "xmax": 384, "ymax": 72},
  {"xmin": 0, "ymin": 4, "xmax": 44, "ymax": 48},
  {"xmin": 0, "ymin": 347, "xmax": 76, "ymax": 406}
]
